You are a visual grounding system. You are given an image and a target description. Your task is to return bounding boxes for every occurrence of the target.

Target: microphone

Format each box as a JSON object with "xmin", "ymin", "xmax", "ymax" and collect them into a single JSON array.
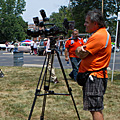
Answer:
[
  {"xmin": 40, "ymin": 9, "xmax": 49, "ymax": 21},
  {"xmin": 40, "ymin": 9, "xmax": 46, "ymax": 19}
]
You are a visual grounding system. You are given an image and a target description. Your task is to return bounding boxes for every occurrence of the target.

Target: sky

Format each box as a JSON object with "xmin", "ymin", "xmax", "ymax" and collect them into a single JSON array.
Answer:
[{"xmin": 22, "ymin": 0, "xmax": 69, "ymax": 24}]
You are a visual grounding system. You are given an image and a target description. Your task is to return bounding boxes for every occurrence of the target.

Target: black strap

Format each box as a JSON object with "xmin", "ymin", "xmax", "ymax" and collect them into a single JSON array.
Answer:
[
  {"xmin": 87, "ymin": 67, "xmax": 107, "ymax": 73},
  {"xmin": 86, "ymin": 67, "xmax": 107, "ymax": 78}
]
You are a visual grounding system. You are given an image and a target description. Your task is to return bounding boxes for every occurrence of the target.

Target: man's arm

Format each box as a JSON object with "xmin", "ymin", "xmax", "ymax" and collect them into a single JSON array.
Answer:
[
  {"xmin": 75, "ymin": 46, "xmax": 90, "ymax": 59},
  {"xmin": 65, "ymin": 48, "xmax": 69, "ymax": 61}
]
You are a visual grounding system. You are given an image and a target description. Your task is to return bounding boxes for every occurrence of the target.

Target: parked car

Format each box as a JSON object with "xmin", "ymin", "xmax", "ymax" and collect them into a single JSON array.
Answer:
[
  {"xmin": 18, "ymin": 42, "xmax": 31, "ymax": 53},
  {"xmin": 0, "ymin": 44, "xmax": 6, "ymax": 50}
]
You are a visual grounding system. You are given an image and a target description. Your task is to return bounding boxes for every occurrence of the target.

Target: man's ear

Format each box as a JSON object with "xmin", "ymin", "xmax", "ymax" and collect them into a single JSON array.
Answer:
[
  {"xmin": 94, "ymin": 21, "xmax": 97, "ymax": 25},
  {"xmin": 94, "ymin": 22, "xmax": 99, "ymax": 29}
]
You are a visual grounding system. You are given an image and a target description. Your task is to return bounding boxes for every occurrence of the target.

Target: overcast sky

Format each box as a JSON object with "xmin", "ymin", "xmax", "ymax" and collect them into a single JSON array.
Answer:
[{"xmin": 22, "ymin": 0, "xmax": 69, "ymax": 24}]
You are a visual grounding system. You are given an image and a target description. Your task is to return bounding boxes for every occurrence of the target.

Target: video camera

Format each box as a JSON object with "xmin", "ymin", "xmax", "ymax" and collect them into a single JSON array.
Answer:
[{"xmin": 27, "ymin": 9, "xmax": 74, "ymax": 37}]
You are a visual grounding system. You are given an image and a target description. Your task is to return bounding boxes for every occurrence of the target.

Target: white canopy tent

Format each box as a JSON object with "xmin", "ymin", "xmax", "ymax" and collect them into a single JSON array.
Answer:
[{"xmin": 111, "ymin": 12, "xmax": 120, "ymax": 82}]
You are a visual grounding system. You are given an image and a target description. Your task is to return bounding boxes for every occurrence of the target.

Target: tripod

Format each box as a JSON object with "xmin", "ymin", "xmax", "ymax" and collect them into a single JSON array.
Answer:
[{"xmin": 28, "ymin": 48, "xmax": 80, "ymax": 120}]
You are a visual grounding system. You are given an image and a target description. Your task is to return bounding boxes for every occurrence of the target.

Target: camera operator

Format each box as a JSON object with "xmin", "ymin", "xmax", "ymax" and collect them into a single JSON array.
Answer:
[
  {"xmin": 75, "ymin": 9, "xmax": 111, "ymax": 120},
  {"xmin": 65, "ymin": 29, "xmax": 84, "ymax": 81}
]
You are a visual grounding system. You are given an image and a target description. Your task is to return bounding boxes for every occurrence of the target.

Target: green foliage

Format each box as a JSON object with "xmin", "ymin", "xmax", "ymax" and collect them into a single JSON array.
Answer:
[
  {"xmin": 49, "ymin": 0, "xmax": 120, "ymax": 35},
  {"xmin": 49, "ymin": 6, "xmax": 73, "ymax": 37},
  {"xmin": 70, "ymin": 0, "xmax": 120, "ymax": 35},
  {"xmin": 0, "ymin": 0, "xmax": 26, "ymax": 15},
  {"xmin": 0, "ymin": 0, "xmax": 27, "ymax": 42},
  {"xmin": 50, "ymin": 6, "xmax": 72, "ymax": 27},
  {"xmin": 49, "ymin": 0, "xmax": 120, "ymax": 36}
]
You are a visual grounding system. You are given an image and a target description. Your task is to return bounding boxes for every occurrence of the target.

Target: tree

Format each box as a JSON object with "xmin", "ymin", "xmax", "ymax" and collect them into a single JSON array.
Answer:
[
  {"xmin": 49, "ymin": 6, "xmax": 75, "ymax": 37},
  {"xmin": 49, "ymin": 0, "xmax": 120, "ymax": 46},
  {"xmin": 0, "ymin": 0, "xmax": 27, "ymax": 42},
  {"xmin": 70, "ymin": 0, "xmax": 120, "ymax": 35}
]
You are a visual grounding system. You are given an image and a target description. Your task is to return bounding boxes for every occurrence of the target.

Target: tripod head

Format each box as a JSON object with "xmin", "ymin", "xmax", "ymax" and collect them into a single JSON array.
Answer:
[{"xmin": 48, "ymin": 36, "xmax": 58, "ymax": 50}]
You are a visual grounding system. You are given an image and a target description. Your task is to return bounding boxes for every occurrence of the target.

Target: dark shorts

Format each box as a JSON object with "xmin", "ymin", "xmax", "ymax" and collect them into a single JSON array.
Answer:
[{"xmin": 83, "ymin": 76, "xmax": 108, "ymax": 111}]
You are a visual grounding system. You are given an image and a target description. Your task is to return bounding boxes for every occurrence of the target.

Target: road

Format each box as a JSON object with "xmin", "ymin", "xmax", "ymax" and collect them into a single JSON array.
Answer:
[
  {"xmin": 0, "ymin": 50, "xmax": 120, "ymax": 71},
  {"xmin": 0, "ymin": 51, "xmax": 72, "ymax": 69}
]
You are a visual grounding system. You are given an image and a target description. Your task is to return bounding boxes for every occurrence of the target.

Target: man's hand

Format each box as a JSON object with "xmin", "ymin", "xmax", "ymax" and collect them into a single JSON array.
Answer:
[
  {"xmin": 65, "ymin": 57, "xmax": 69, "ymax": 61},
  {"xmin": 65, "ymin": 48, "xmax": 69, "ymax": 61},
  {"xmin": 75, "ymin": 46, "xmax": 89, "ymax": 59}
]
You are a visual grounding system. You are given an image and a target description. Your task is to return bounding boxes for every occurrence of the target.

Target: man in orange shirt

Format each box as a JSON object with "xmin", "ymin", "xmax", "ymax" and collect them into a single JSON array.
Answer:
[
  {"xmin": 75, "ymin": 9, "xmax": 111, "ymax": 120},
  {"xmin": 65, "ymin": 29, "xmax": 84, "ymax": 81}
]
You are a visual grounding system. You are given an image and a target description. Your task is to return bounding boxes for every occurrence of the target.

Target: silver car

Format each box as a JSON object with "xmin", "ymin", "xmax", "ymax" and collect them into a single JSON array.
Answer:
[{"xmin": 18, "ymin": 42, "xmax": 31, "ymax": 53}]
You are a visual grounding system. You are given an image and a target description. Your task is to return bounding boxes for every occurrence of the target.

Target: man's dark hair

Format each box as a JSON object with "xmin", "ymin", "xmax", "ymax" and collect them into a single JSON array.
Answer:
[{"xmin": 86, "ymin": 9, "xmax": 106, "ymax": 28}]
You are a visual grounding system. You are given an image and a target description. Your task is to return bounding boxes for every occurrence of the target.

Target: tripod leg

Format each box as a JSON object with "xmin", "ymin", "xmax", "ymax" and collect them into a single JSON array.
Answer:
[
  {"xmin": 40, "ymin": 53, "xmax": 54, "ymax": 120},
  {"xmin": 40, "ymin": 91, "xmax": 47, "ymax": 120},
  {"xmin": 48, "ymin": 52, "xmax": 55, "ymax": 85},
  {"xmin": 28, "ymin": 95, "xmax": 37, "ymax": 120},
  {"xmin": 36, "ymin": 54, "xmax": 48, "ymax": 88},
  {"xmin": 28, "ymin": 55, "xmax": 48, "ymax": 120},
  {"xmin": 55, "ymin": 49, "xmax": 81, "ymax": 120}
]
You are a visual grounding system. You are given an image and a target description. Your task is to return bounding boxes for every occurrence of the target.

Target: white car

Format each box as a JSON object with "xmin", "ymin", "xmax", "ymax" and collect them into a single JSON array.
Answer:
[
  {"xmin": 8, "ymin": 42, "xmax": 31, "ymax": 53},
  {"xmin": 0, "ymin": 44, "xmax": 6, "ymax": 50}
]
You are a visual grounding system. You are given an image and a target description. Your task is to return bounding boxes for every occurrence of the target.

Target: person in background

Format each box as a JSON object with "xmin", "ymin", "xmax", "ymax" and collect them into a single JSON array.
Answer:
[
  {"xmin": 43, "ymin": 38, "xmax": 48, "ymax": 55},
  {"xmin": 75, "ymin": 9, "xmax": 111, "ymax": 120},
  {"xmin": 45, "ymin": 37, "xmax": 59, "ymax": 84},
  {"xmin": 33, "ymin": 38, "xmax": 37, "ymax": 55},
  {"xmin": 30, "ymin": 40, "xmax": 34, "ymax": 55},
  {"xmin": 58, "ymin": 35, "xmax": 64, "ymax": 56},
  {"xmin": 13, "ymin": 40, "xmax": 19, "ymax": 52},
  {"xmin": 65, "ymin": 29, "xmax": 84, "ymax": 81},
  {"xmin": 5, "ymin": 41, "xmax": 8, "ymax": 52}
]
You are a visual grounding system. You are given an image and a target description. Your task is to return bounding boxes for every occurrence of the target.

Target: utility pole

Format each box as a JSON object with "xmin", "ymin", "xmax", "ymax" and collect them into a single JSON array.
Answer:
[
  {"xmin": 102, "ymin": 0, "xmax": 104, "ymax": 15},
  {"xmin": 114, "ymin": 0, "xmax": 120, "ymax": 49},
  {"xmin": 116, "ymin": 0, "xmax": 120, "ymax": 49}
]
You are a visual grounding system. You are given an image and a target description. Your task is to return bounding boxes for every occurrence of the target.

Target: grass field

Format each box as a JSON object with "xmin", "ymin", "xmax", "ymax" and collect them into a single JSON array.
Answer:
[{"xmin": 0, "ymin": 66, "xmax": 120, "ymax": 120}]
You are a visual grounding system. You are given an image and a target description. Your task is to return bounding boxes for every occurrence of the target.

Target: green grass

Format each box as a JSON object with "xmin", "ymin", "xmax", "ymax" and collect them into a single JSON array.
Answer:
[{"xmin": 0, "ymin": 66, "xmax": 120, "ymax": 120}]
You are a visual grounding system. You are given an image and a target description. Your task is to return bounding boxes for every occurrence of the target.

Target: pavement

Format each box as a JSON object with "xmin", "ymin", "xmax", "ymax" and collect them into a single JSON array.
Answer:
[
  {"xmin": 1, "ymin": 51, "xmax": 120, "ymax": 71},
  {"xmin": 0, "ymin": 51, "xmax": 72, "ymax": 69}
]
